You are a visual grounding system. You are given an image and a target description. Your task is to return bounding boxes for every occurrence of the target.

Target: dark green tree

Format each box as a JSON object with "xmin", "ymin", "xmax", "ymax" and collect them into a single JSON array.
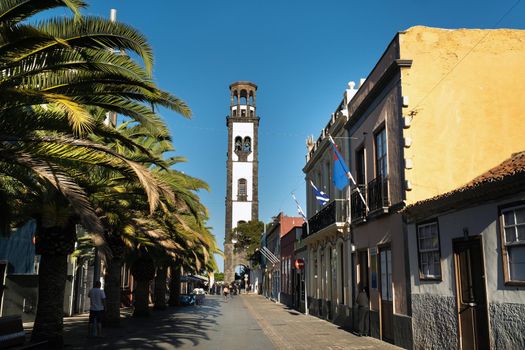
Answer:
[{"xmin": 232, "ymin": 220, "xmax": 264, "ymax": 264}]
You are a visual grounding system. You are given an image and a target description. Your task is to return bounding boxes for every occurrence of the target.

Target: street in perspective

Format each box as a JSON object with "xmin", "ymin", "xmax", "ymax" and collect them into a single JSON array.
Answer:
[
  {"xmin": 22, "ymin": 295, "xmax": 399, "ymax": 349},
  {"xmin": 0, "ymin": 0, "xmax": 525, "ymax": 349}
]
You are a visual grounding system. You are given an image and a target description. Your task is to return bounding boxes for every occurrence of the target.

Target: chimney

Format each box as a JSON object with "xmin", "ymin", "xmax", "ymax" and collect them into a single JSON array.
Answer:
[
  {"xmin": 344, "ymin": 81, "xmax": 357, "ymax": 106},
  {"xmin": 110, "ymin": 9, "xmax": 117, "ymax": 22}
]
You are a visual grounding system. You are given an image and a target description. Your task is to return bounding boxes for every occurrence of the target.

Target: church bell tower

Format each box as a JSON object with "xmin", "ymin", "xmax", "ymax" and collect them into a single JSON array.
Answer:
[{"xmin": 224, "ymin": 81, "xmax": 259, "ymax": 283}]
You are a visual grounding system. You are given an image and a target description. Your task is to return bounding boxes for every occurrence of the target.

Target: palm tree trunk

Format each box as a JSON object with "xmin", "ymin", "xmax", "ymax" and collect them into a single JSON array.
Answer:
[
  {"xmin": 153, "ymin": 264, "xmax": 168, "ymax": 310},
  {"xmin": 31, "ymin": 254, "xmax": 67, "ymax": 347},
  {"xmin": 104, "ymin": 257, "xmax": 122, "ymax": 326},
  {"xmin": 133, "ymin": 279, "xmax": 150, "ymax": 317},
  {"xmin": 168, "ymin": 263, "xmax": 181, "ymax": 307}
]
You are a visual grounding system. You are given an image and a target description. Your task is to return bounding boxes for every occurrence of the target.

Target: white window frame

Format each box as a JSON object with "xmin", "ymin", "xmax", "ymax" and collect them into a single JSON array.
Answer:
[
  {"xmin": 501, "ymin": 204, "xmax": 525, "ymax": 283},
  {"xmin": 416, "ymin": 221, "xmax": 441, "ymax": 280}
]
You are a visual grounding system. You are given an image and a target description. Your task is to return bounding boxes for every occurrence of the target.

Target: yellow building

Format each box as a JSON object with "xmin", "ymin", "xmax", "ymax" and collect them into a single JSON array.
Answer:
[
  {"xmin": 400, "ymin": 26, "xmax": 525, "ymax": 203},
  {"xmin": 304, "ymin": 26, "xmax": 525, "ymax": 349}
]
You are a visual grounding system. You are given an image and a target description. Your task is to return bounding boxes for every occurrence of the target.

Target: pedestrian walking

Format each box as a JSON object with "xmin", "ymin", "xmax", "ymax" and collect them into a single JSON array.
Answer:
[
  {"xmin": 88, "ymin": 281, "xmax": 106, "ymax": 338},
  {"xmin": 223, "ymin": 285, "xmax": 230, "ymax": 300},
  {"xmin": 356, "ymin": 287, "xmax": 369, "ymax": 336}
]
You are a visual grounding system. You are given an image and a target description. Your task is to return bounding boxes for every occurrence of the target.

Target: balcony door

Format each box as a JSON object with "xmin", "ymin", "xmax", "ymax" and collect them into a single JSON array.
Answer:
[
  {"xmin": 356, "ymin": 147, "xmax": 365, "ymax": 185},
  {"xmin": 374, "ymin": 127, "xmax": 387, "ymax": 178}
]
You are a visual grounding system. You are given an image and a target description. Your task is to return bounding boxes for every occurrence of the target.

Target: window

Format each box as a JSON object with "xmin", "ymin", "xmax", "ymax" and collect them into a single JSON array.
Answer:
[
  {"xmin": 237, "ymin": 178, "xmax": 247, "ymax": 201},
  {"xmin": 417, "ymin": 222, "xmax": 441, "ymax": 279},
  {"xmin": 243, "ymin": 137, "xmax": 251, "ymax": 152},
  {"xmin": 501, "ymin": 205, "xmax": 525, "ymax": 282},
  {"xmin": 234, "ymin": 137, "xmax": 242, "ymax": 152},
  {"xmin": 374, "ymin": 127, "xmax": 387, "ymax": 178}
]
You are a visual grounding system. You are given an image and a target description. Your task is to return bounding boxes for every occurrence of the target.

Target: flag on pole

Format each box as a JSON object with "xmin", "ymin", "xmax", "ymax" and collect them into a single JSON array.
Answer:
[
  {"xmin": 329, "ymin": 138, "xmax": 350, "ymax": 190},
  {"xmin": 291, "ymin": 193, "xmax": 307, "ymax": 221},
  {"xmin": 328, "ymin": 135, "xmax": 369, "ymax": 211},
  {"xmin": 310, "ymin": 180, "xmax": 329, "ymax": 206}
]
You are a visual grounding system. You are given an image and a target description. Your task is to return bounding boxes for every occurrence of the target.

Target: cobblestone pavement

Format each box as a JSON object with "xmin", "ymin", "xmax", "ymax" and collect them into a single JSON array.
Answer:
[
  {"xmin": 23, "ymin": 294, "xmax": 401, "ymax": 349},
  {"xmin": 242, "ymin": 294, "xmax": 401, "ymax": 350}
]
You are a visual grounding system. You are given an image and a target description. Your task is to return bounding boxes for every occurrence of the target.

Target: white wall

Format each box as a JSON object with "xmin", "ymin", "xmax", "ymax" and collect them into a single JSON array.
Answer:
[
  {"xmin": 232, "ymin": 202, "xmax": 252, "ymax": 229},
  {"xmin": 232, "ymin": 162, "xmax": 253, "ymax": 200},
  {"xmin": 408, "ymin": 192, "xmax": 525, "ymax": 304}
]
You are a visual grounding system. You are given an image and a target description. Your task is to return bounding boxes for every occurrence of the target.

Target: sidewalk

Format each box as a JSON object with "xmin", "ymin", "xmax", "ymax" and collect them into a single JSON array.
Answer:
[
  {"xmin": 242, "ymin": 294, "xmax": 401, "ymax": 350},
  {"xmin": 21, "ymin": 295, "xmax": 402, "ymax": 349}
]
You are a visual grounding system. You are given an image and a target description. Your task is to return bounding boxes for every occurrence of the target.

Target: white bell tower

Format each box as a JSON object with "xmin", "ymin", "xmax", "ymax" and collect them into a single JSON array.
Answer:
[{"xmin": 224, "ymin": 81, "xmax": 259, "ymax": 283}]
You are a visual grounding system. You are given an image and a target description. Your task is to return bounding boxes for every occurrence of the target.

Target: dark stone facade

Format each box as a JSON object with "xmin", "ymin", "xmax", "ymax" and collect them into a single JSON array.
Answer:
[
  {"xmin": 411, "ymin": 294, "xmax": 457, "ymax": 350},
  {"xmin": 489, "ymin": 302, "xmax": 525, "ymax": 349}
]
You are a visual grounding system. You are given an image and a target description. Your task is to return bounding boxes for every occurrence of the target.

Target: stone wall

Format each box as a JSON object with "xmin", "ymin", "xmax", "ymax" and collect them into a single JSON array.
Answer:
[
  {"xmin": 411, "ymin": 294, "xmax": 458, "ymax": 350},
  {"xmin": 489, "ymin": 302, "xmax": 525, "ymax": 349}
]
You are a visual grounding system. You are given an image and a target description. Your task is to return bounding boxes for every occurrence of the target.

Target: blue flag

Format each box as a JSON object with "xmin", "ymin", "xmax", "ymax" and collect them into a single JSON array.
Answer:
[
  {"xmin": 310, "ymin": 181, "xmax": 329, "ymax": 205},
  {"xmin": 329, "ymin": 139, "xmax": 350, "ymax": 190}
]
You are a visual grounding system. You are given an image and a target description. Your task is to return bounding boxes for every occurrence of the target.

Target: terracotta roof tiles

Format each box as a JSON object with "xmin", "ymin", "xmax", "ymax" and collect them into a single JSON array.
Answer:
[{"xmin": 404, "ymin": 151, "xmax": 525, "ymax": 220}]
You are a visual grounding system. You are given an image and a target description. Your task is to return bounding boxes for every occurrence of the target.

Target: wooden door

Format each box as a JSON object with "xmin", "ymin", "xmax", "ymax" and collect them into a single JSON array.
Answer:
[
  {"xmin": 454, "ymin": 238, "xmax": 490, "ymax": 350},
  {"xmin": 379, "ymin": 247, "xmax": 393, "ymax": 342}
]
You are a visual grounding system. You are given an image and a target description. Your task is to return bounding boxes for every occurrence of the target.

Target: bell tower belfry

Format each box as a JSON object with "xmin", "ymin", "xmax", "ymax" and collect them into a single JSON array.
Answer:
[{"xmin": 224, "ymin": 81, "xmax": 260, "ymax": 284}]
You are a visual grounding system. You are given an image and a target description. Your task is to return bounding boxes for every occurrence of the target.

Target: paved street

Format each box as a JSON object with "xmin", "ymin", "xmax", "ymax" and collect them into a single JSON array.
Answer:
[{"xmin": 32, "ymin": 295, "xmax": 400, "ymax": 349}]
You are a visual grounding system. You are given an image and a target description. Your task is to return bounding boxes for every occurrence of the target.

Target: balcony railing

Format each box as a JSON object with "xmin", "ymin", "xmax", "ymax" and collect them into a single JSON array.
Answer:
[
  {"xmin": 350, "ymin": 185, "xmax": 367, "ymax": 221},
  {"xmin": 367, "ymin": 176, "xmax": 389, "ymax": 212},
  {"xmin": 303, "ymin": 199, "xmax": 348, "ymax": 238}
]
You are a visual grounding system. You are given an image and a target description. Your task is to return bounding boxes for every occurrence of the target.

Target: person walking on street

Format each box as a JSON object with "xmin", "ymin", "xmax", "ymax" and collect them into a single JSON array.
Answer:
[
  {"xmin": 223, "ymin": 285, "xmax": 230, "ymax": 300},
  {"xmin": 356, "ymin": 286, "xmax": 370, "ymax": 336},
  {"xmin": 88, "ymin": 281, "xmax": 106, "ymax": 337}
]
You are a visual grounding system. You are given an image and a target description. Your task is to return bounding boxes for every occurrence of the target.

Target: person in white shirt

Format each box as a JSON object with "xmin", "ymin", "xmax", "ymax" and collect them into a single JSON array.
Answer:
[{"xmin": 88, "ymin": 281, "xmax": 106, "ymax": 337}]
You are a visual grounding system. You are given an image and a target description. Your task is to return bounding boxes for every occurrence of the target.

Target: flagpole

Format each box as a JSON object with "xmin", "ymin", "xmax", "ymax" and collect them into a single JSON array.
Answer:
[{"xmin": 328, "ymin": 135, "xmax": 369, "ymax": 212}]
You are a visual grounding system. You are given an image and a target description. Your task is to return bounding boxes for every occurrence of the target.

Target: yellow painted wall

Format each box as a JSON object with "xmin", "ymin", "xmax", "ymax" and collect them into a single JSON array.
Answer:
[{"xmin": 399, "ymin": 26, "xmax": 525, "ymax": 204}]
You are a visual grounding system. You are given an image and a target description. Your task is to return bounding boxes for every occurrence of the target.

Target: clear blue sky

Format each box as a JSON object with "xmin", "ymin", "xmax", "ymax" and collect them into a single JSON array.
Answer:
[{"xmin": 81, "ymin": 0, "xmax": 524, "ymax": 272}]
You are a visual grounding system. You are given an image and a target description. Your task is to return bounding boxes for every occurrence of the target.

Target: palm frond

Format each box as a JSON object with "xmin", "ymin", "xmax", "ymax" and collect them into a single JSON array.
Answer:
[{"xmin": 0, "ymin": 0, "xmax": 85, "ymax": 24}]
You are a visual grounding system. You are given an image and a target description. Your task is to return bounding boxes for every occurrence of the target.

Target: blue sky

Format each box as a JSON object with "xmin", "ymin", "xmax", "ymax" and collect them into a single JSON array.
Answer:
[{"xmin": 80, "ymin": 0, "xmax": 524, "ymax": 272}]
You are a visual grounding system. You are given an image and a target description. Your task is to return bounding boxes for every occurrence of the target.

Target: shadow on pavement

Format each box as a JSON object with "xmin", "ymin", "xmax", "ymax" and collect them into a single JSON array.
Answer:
[{"xmin": 60, "ymin": 297, "xmax": 223, "ymax": 349}]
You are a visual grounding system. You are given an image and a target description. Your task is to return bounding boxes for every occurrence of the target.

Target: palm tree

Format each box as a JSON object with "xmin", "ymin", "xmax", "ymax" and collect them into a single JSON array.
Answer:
[{"xmin": 0, "ymin": 0, "xmax": 192, "ymax": 345}]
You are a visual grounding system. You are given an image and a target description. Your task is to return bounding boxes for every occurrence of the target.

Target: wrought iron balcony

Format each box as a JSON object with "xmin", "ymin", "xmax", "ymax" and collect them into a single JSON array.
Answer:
[
  {"xmin": 351, "ymin": 185, "xmax": 367, "ymax": 221},
  {"xmin": 303, "ymin": 199, "xmax": 348, "ymax": 238},
  {"xmin": 367, "ymin": 176, "xmax": 389, "ymax": 212}
]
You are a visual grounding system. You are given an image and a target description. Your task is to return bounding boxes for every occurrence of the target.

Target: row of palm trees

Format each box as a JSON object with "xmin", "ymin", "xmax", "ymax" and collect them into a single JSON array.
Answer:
[{"xmin": 0, "ymin": 0, "xmax": 219, "ymax": 347}]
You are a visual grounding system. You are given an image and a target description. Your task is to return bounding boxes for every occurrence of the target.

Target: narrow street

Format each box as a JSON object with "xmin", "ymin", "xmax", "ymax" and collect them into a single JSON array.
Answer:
[{"xmin": 44, "ymin": 295, "xmax": 400, "ymax": 349}]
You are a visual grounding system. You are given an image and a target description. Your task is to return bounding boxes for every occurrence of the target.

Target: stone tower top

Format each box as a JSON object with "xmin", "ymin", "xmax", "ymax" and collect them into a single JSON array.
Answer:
[{"xmin": 229, "ymin": 81, "xmax": 258, "ymax": 112}]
